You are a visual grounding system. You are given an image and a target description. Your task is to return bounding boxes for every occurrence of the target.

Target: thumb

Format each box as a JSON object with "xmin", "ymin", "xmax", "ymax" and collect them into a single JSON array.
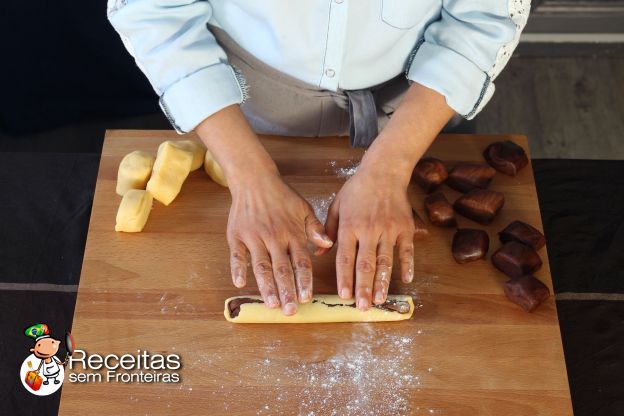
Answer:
[
  {"xmin": 305, "ymin": 209, "xmax": 333, "ymax": 253},
  {"xmin": 314, "ymin": 199, "xmax": 339, "ymax": 256}
]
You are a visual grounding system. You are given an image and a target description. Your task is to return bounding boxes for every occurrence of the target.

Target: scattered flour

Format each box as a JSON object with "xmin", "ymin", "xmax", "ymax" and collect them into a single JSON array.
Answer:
[
  {"xmin": 242, "ymin": 322, "xmax": 426, "ymax": 416},
  {"xmin": 304, "ymin": 159, "xmax": 361, "ymax": 225},
  {"xmin": 328, "ymin": 160, "xmax": 360, "ymax": 179},
  {"xmin": 307, "ymin": 193, "xmax": 336, "ymax": 225},
  {"xmin": 158, "ymin": 292, "xmax": 196, "ymax": 315}
]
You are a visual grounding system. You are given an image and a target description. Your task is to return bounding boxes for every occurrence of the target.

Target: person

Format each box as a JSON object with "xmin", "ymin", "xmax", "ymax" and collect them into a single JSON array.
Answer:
[
  {"xmin": 107, "ymin": 1, "xmax": 529, "ymax": 315},
  {"xmin": 25, "ymin": 323, "xmax": 65, "ymax": 385}
]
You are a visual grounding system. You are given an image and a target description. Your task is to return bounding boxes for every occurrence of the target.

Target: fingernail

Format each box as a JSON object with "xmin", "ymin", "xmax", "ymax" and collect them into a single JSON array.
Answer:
[
  {"xmin": 299, "ymin": 289, "xmax": 312, "ymax": 302},
  {"xmin": 340, "ymin": 288, "xmax": 351, "ymax": 299},
  {"xmin": 283, "ymin": 302, "xmax": 297, "ymax": 315},
  {"xmin": 404, "ymin": 269, "xmax": 414, "ymax": 283},
  {"xmin": 357, "ymin": 298, "xmax": 369, "ymax": 311},
  {"xmin": 267, "ymin": 295, "xmax": 280, "ymax": 308},
  {"xmin": 315, "ymin": 232, "xmax": 333, "ymax": 247},
  {"xmin": 234, "ymin": 276, "xmax": 245, "ymax": 287},
  {"xmin": 374, "ymin": 291, "xmax": 384, "ymax": 304}
]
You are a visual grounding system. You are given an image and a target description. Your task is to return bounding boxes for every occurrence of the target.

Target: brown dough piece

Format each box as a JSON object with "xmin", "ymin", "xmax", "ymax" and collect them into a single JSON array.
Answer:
[
  {"xmin": 412, "ymin": 157, "xmax": 448, "ymax": 193},
  {"xmin": 452, "ymin": 229, "xmax": 489, "ymax": 264},
  {"xmin": 228, "ymin": 298, "xmax": 264, "ymax": 318},
  {"xmin": 504, "ymin": 275, "xmax": 550, "ymax": 312},
  {"xmin": 491, "ymin": 241, "xmax": 542, "ymax": 278},
  {"xmin": 499, "ymin": 220, "xmax": 546, "ymax": 251},
  {"xmin": 424, "ymin": 192, "xmax": 457, "ymax": 228},
  {"xmin": 453, "ymin": 189, "xmax": 505, "ymax": 225},
  {"xmin": 446, "ymin": 162, "xmax": 496, "ymax": 193},
  {"xmin": 483, "ymin": 140, "xmax": 529, "ymax": 176}
]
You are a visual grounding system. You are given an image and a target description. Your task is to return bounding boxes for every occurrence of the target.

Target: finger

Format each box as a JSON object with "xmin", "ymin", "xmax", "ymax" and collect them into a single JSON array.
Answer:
[
  {"xmin": 290, "ymin": 241, "xmax": 314, "ymax": 303},
  {"xmin": 355, "ymin": 239, "xmax": 378, "ymax": 311},
  {"xmin": 228, "ymin": 237, "xmax": 249, "ymax": 288},
  {"xmin": 397, "ymin": 232, "xmax": 415, "ymax": 283},
  {"xmin": 247, "ymin": 240, "xmax": 280, "ymax": 308},
  {"xmin": 412, "ymin": 208, "xmax": 430, "ymax": 239},
  {"xmin": 268, "ymin": 244, "xmax": 298, "ymax": 316},
  {"xmin": 305, "ymin": 209, "xmax": 333, "ymax": 251},
  {"xmin": 318, "ymin": 199, "xmax": 340, "ymax": 256},
  {"xmin": 373, "ymin": 239, "xmax": 394, "ymax": 305},
  {"xmin": 336, "ymin": 231, "xmax": 356, "ymax": 300}
]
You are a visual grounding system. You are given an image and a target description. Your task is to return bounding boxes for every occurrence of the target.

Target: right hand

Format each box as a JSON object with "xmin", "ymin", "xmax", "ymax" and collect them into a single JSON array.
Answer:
[
  {"xmin": 227, "ymin": 173, "xmax": 333, "ymax": 315},
  {"xmin": 196, "ymin": 106, "xmax": 333, "ymax": 316}
]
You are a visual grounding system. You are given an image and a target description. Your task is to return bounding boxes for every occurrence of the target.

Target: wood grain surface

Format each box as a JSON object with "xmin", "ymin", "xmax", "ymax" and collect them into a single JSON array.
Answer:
[{"xmin": 59, "ymin": 130, "xmax": 572, "ymax": 415}]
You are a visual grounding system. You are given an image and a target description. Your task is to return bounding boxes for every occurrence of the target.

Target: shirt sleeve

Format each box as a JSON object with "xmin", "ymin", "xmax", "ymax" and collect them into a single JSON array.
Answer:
[
  {"xmin": 107, "ymin": 0, "xmax": 246, "ymax": 133},
  {"xmin": 406, "ymin": 0, "xmax": 530, "ymax": 119}
]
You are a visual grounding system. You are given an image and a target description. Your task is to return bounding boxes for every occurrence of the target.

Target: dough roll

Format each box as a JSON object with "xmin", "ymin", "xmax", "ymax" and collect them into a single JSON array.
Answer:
[{"xmin": 224, "ymin": 294, "xmax": 414, "ymax": 323}]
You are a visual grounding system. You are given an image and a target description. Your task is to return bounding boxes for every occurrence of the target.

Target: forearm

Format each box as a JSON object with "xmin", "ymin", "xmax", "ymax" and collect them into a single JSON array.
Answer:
[
  {"xmin": 195, "ymin": 105, "xmax": 279, "ymax": 190},
  {"xmin": 358, "ymin": 82, "xmax": 455, "ymax": 186}
]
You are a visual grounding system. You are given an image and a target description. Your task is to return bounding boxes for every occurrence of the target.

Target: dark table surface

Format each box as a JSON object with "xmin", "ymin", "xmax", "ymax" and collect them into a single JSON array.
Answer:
[{"xmin": 1, "ymin": 129, "xmax": 623, "ymax": 416}]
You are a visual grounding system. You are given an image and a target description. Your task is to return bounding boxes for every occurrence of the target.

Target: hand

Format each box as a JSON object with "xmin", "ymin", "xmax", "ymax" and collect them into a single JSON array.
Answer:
[
  {"xmin": 320, "ymin": 82, "xmax": 454, "ymax": 310},
  {"xmin": 324, "ymin": 168, "xmax": 416, "ymax": 310},
  {"xmin": 227, "ymin": 174, "xmax": 333, "ymax": 315},
  {"xmin": 196, "ymin": 105, "xmax": 333, "ymax": 316}
]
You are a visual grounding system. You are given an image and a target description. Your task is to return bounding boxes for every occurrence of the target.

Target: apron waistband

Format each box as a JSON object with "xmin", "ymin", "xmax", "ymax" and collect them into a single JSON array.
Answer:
[{"xmin": 211, "ymin": 25, "xmax": 391, "ymax": 147}]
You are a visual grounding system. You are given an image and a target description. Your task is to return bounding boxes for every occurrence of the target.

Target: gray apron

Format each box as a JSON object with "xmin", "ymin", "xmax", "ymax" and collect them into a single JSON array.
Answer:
[{"xmin": 212, "ymin": 26, "xmax": 460, "ymax": 147}]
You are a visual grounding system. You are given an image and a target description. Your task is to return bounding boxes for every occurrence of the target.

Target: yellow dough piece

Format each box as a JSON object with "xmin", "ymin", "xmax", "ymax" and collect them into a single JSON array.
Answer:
[
  {"xmin": 116, "ymin": 150, "xmax": 155, "ymax": 196},
  {"xmin": 115, "ymin": 189, "xmax": 153, "ymax": 232},
  {"xmin": 158, "ymin": 140, "xmax": 206, "ymax": 171},
  {"xmin": 203, "ymin": 149, "xmax": 228, "ymax": 187},
  {"xmin": 224, "ymin": 294, "xmax": 414, "ymax": 323},
  {"xmin": 146, "ymin": 141, "xmax": 194, "ymax": 205}
]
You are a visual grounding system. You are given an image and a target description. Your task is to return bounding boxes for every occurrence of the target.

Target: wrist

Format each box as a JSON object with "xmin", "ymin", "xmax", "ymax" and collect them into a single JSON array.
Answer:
[
  {"xmin": 227, "ymin": 160, "xmax": 281, "ymax": 193},
  {"xmin": 357, "ymin": 160, "xmax": 413, "ymax": 189},
  {"xmin": 358, "ymin": 140, "xmax": 418, "ymax": 188},
  {"xmin": 195, "ymin": 105, "xmax": 281, "ymax": 191}
]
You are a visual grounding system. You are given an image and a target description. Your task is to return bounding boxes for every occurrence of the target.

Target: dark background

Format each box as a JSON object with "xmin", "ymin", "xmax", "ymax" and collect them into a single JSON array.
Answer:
[
  {"xmin": 1, "ymin": 2, "xmax": 158, "ymax": 136},
  {"xmin": 1, "ymin": 2, "xmax": 623, "ymax": 416}
]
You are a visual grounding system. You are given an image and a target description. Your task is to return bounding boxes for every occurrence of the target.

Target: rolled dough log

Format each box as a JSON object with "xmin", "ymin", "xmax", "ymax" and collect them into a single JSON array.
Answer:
[
  {"xmin": 115, "ymin": 189, "xmax": 153, "ymax": 232},
  {"xmin": 224, "ymin": 295, "xmax": 414, "ymax": 323},
  {"xmin": 158, "ymin": 140, "xmax": 206, "ymax": 171},
  {"xmin": 146, "ymin": 141, "xmax": 193, "ymax": 205},
  {"xmin": 204, "ymin": 149, "xmax": 228, "ymax": 187},
  {"xmin": 116, "ymin": 150, "xmax": 155, "ymax": 196}
]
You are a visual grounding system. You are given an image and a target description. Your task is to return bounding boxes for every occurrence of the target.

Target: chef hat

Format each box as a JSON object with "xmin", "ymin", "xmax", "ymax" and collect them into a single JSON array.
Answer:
[{"xmin": 24, "ymin": 323, "xmax": 50, "ymax": 341}]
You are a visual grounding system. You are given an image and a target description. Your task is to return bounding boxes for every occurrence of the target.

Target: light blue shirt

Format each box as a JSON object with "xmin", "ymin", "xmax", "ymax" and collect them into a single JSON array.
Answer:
[{"xmin": 108, "ymin": 0, "xmax": 529, "ymax": 133}]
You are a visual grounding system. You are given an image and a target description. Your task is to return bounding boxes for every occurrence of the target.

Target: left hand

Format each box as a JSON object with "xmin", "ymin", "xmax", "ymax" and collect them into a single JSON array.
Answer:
[
  {"xmin": 320, "ymin": 82, "xmax": 455, "ymax": 310},
  {"xmin": 324, "ymin": 167, "xmax": 416, "ymax": 310}
]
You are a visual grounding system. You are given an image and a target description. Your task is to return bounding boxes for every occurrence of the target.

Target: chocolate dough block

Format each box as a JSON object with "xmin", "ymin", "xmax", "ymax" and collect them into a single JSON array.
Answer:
[
  {"xmin": 483, "ymin": 140, "xmax": 528, "ymax": 176},
  {"xmin": 504, "ymin": 275, "xmax": 550, "ymax": 312},
  {"xmin": 491, "ymin": 241, "xmax": 542, "ymax": 278},
  {"xmin": 452, "ymin": 229, "xmax": 490, "ymax": 264},
  {"xmin": 412, "ymin": 157, "xmax": 448, "ymax": 193},
  {"xmin": 499, "ymin": 220, "xmax": 546, "ymax": 250},
  {"xmin": 453, "ymin": 189, "xmax": 505, "ymax": 225},
  {"xmin": 424, "ymin": 192, "xmax": 457, "ymax": 227},
  {"xmin": 446, "ymin": 162, "xmax": 496, "ymax": 193}
]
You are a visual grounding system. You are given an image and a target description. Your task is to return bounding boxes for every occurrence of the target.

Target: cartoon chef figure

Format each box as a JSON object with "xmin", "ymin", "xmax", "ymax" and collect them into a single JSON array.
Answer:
[{"xmin": 25, "ymin": 324, "xmax": 67, "ymax": 385}]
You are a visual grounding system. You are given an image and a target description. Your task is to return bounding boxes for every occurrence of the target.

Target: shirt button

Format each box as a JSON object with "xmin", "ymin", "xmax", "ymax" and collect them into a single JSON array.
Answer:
[
  {"xmin": 334, "ymin": 0, "xmax": 344, "ymax": 3},
  {"xmin": 325, "ymin": 68, "xmax": 336, "ymax": 78}
]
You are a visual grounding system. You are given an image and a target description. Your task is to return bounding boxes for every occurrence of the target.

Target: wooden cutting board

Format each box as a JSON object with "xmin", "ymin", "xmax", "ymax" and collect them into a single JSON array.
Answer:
[{"xmin": 59, "ymin": 130, "xmax": 572, "ymax": 415}]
